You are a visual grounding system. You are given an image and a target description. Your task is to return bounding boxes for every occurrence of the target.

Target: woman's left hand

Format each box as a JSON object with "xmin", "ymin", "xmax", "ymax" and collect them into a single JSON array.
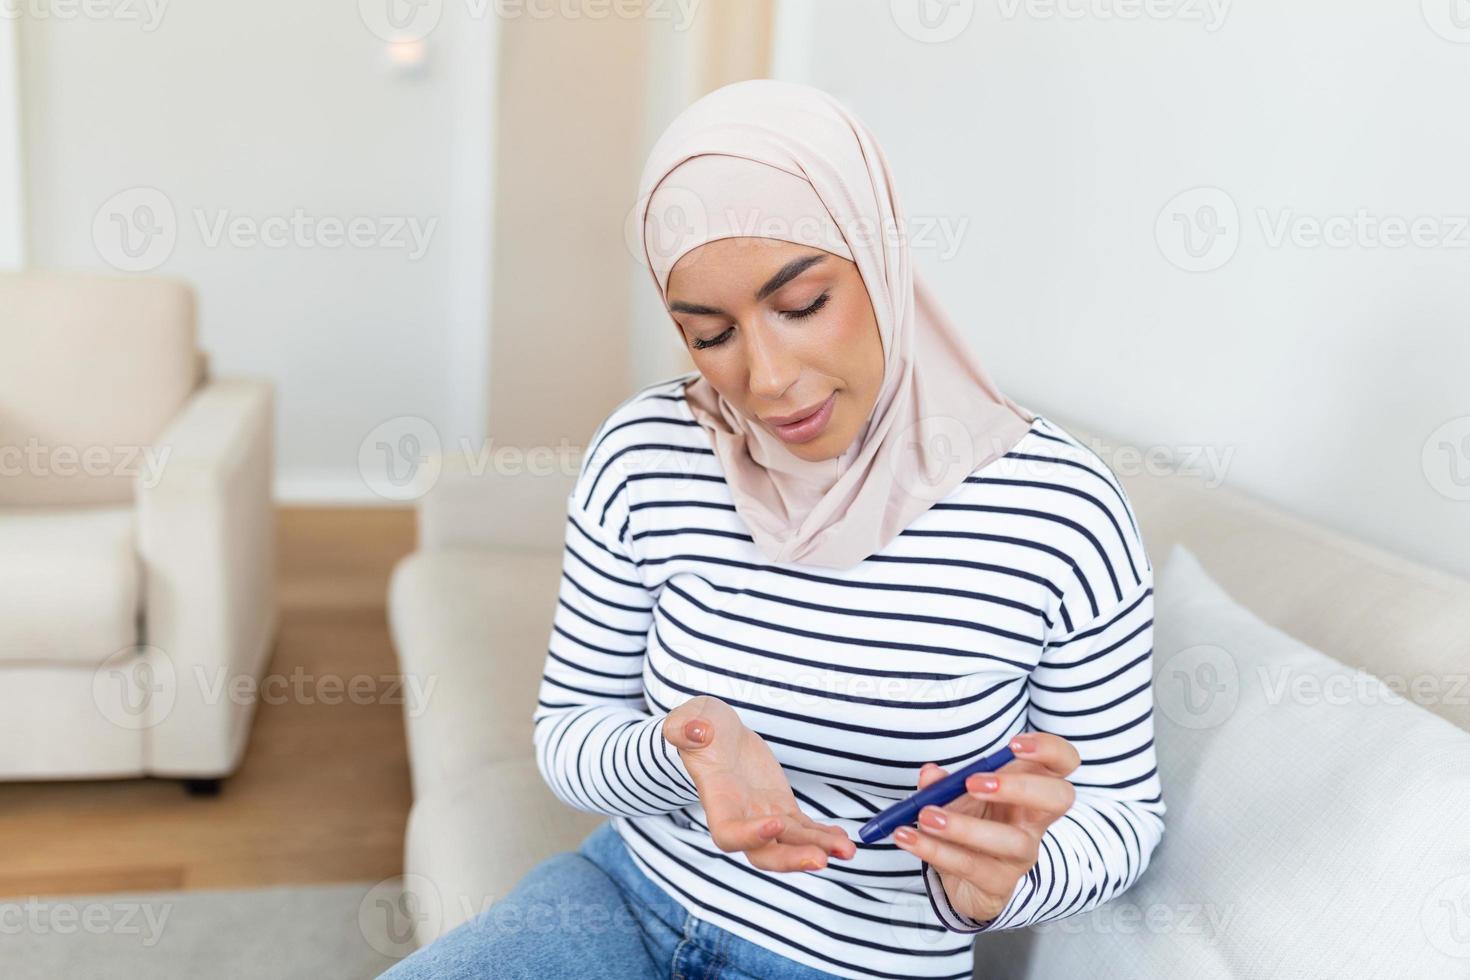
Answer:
[{"xmin": 892, "ymin": 732, "xmax": 1081, "ymax": 925}]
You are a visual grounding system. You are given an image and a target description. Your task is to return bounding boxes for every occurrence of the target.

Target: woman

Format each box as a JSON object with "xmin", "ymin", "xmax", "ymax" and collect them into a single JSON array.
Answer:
[{"xmin": 382, "ymin": 79, "xmax": 1164, "ymax": 980}]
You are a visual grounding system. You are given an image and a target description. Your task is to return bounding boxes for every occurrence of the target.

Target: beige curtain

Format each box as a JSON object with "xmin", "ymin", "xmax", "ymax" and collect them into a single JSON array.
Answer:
[{"xmin": 487, "ymin": 0, "xmax": 774, "ymax": 450}]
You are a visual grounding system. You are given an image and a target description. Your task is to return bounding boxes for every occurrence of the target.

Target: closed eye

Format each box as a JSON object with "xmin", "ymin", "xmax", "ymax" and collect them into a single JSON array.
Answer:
[
  {"xmin": 690, "ymin": 326, "xmax": 733, "ymax": 350},
  {"xmin": 783, "ymin": 291, "xmax": 830, "ymax": 320},
  {"xmin": 688, "ymin": 291, "xmax": 831, "ymax": 350}
]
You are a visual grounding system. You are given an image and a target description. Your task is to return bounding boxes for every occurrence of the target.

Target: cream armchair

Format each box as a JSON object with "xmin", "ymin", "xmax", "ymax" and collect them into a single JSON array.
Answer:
[{"xmin": 0, "ymin": 271, "xmax": 276, "ymax": 793}]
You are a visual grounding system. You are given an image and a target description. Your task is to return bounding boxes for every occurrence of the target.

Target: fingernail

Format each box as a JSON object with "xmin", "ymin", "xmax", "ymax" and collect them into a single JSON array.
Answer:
[
  {"xmin": 1010, "ymin": 734, "xmax": 1035, "ymax": 753},
  {"xmin": 919, "ymin": 806, "xmax": 947, "ymax": 829},
  {"xmin": 800, "ymin": 858, "xmax": 821, "ymax": 871},
  {"xmin": 894, "ymin": 827, "xmax": 917, "ymax": 844},
  {"xmin": 970, "ymin": 776, "xmax": 999, "ymax": 793},
  {"xmin": 685, "ymin": 720, "xmax": 707, "ymax": 743}
]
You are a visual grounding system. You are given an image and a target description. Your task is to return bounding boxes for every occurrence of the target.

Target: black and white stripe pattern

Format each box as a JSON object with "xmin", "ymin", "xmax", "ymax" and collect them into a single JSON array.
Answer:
[{"xmin": 532, "ymin": 372, "xmax": 1165, "ymax": 980}]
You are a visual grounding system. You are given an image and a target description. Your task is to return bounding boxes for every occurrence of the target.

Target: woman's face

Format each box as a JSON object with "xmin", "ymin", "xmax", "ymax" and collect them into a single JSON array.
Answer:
[{"xmin": 665, "ymin": 238, "xmax": 884, "ymax": 462}]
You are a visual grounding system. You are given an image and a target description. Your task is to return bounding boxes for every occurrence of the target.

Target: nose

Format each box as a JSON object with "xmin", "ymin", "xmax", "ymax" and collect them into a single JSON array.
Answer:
[{"xmin": 743, "ymin": 315, "xmax": 801, "ymax": 402}]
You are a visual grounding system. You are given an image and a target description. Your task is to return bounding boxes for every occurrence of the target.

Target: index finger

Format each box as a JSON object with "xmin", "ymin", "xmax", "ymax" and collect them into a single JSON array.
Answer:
[
  {"xmin": 706, "ymin": 813, "xmax": 786, "ymax": 853},
  {"xmin": 1009, "ymin": 731, "xmax": 1081, "ymax": 777}
]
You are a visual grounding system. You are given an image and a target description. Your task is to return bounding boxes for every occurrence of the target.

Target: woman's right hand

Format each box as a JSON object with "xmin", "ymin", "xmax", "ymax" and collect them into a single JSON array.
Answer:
[{"xmin": 662, "ymin": 695, "xmax": 856, "ymax": 873}]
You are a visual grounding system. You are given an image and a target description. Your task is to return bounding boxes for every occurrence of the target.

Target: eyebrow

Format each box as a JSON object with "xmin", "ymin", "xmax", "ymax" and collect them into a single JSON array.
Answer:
[{"xmin": 667, "ymin": 253, "xmax": 828, "ymax": 316}]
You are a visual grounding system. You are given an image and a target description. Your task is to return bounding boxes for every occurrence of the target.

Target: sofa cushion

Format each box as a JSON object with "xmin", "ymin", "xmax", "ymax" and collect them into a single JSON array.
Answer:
[
  {"xmin": 973, "ymin": 542, "xmax": 1470, "ymax": 978},
  {"xmin": 0, "ymin": 665, "xmax": 147, "ymax": 778},
  {"xmin": 0, "ymin": 271, "xmax": 200, "ymax": 505},
  {"xmin": 0, "ymin": 505, "xmax": 141, "ymax": 665},
  {"xmin": 388, "ymin": 547, "xmax": 565, "ymax": 800}
]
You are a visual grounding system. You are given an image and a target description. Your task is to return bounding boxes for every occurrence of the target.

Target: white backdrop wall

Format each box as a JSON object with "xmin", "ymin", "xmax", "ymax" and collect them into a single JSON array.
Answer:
[
  {"xmin": 773, "ymin": 0, "xmax": 1470, "ymax": 580},
  {"xmin": 16, "ymin": 4, "xmax": 496, "ymax": 501},
  {"xmin": 0, "ymin": 16, "xmax": 22, "ymax": 268}
]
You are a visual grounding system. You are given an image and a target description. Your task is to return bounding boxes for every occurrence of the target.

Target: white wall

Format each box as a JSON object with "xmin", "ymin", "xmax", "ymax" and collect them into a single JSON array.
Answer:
[
  {"xmin": 17, "ymin": 3, "xmax": 495, "ymax": 501},
  {"xmin": 774, "ymin": 0, "xmax": 1470, "ymax": 580},
  {"xmin": 0, "ymin": 16, "xmax": 22, "ymax": 267}
]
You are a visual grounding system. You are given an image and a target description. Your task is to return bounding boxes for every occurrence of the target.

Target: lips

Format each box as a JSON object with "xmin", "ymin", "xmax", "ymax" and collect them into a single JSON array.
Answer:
[
  {"xmin": 764, "ymin": 397, "xmax": 831, "ymax": 426},
  {"xmin": 762, "ymin": 392, "xmax": 837, "ymax": 444}
]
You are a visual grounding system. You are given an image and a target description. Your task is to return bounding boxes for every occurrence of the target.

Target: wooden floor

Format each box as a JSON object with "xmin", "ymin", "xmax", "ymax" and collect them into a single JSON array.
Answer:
[{"xmin": 0, "ymin": 507, "xmax": 418, "ymax": 898}]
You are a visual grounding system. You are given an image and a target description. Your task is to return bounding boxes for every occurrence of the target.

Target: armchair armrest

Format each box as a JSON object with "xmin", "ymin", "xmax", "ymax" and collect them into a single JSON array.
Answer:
[{"xmin": 135, "ymin": 376, "xmax": 276, "ymax": 777}]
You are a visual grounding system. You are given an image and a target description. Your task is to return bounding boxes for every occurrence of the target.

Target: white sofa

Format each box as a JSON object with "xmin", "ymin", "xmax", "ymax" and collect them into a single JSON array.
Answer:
[
  {"xmin": 0, "ymin": 271, "xmax": 277, "ymax": 791},
  {"xmin": 387, "ymin": 412, "xmax": 1470, "ymax": 975}
]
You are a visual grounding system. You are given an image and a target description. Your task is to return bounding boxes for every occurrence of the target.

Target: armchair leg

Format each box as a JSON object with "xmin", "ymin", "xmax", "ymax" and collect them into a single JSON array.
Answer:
[{"xmin": 182, "ymin": 778, "xmax": 223, "ymax": 797}]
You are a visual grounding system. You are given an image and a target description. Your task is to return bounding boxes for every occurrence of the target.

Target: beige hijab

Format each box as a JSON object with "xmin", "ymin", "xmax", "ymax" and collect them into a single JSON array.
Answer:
[{"xmin": 635, "ymin": 79, "xmax": 1035, "ymax": 570}]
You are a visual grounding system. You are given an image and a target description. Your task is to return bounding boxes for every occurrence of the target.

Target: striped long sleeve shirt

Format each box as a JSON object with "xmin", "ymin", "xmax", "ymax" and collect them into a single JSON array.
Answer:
[{"xmin": 531, "ymin": 372, "xmax": 1166, "ymax": 980}]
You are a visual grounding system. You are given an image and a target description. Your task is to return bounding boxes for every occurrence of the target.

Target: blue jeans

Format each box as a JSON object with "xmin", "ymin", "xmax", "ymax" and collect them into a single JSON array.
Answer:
[{"xmin": 377, "ymin": 819, "xmax": 844, "ymax": 979}]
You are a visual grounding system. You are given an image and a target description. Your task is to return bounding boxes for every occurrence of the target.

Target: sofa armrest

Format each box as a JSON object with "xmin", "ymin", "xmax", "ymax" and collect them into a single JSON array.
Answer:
[
  {"xmin": 135, "ymin": 376, "xmax": 277, "ymax": 776},
  {"xmin": 403, "ymin": 758, "xmax": 606, "ymax": 946},
  {"xmin": 416, "ymin": 448, "xmax": 580, "ymax": 552}
]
